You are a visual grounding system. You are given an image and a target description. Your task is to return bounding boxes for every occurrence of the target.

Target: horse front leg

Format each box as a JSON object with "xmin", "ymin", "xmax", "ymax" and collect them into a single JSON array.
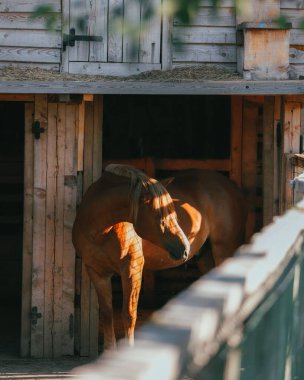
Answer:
[
  {"xmin": 86, "ymin": 266, "xmax": 116, "ymax": 351},
  {"xmin": 120, "ymin": 238, "xmax": 144, "ymax": 346}
]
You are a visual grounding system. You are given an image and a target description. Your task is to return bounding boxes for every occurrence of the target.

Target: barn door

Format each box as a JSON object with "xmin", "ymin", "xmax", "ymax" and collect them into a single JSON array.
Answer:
[
  {"xmin": 62, "ymin": 0, "xmax": 162, "ymax": 75},
  {"xmin": 21, "ymin": 95, "xmax": 78, "ymax": 358}
]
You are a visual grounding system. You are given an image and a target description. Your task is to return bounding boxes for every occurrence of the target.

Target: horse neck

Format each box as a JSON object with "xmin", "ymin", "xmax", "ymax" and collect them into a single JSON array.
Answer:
[{"xmin": 95, "ymin": 174, "xmax": 134, "ymax": 227}]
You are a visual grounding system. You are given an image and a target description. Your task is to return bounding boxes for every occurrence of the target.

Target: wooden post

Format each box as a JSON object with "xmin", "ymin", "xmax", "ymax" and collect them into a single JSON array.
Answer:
[
  {"xmin": 263, "ymin": 96, "xmax": 276, "ymax": 225},
  {"xmin": 242, "ymin": 97, "xmax": 260, "ymax": 239},
  {"xmin": 230, "ymin": 96, "xmax": 243, "ymax": 187},
  {"xmin": 280, "ymin": 100, "xmax": 302, "ymax": 212},
  {"xmin": 20, "ymin": 103, "xmax": 34, "ymax": 357},
  {"xmin": 31, "ymin": 94, "xmax": 48, "ymax": 358},
  {"xmin": 80, "ymin": 95, "xmax": 103, "ymax": 357}
]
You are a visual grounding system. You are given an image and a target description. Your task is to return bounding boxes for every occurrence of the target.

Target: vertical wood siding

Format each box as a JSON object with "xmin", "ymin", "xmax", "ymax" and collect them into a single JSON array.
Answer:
[
  {"xmin": 0, "ymin": 0, "xmax": 61, "ymax": 70},
  {"xmin": 281, "ymin": 0, "xmax": 304, "ymax": 78},
  {"xmin": 30, "ymin": 99, "xmax": 78, "ymax": 358},
  {"xmin": 172, "ymin": 1, "xmax": 237, "ymax": 71}
]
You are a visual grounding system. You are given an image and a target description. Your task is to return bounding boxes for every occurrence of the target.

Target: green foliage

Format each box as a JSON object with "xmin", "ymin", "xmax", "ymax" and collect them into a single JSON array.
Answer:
[{"xmin": 30, "ymin": 4, "xmax": 59, "ymax": 30}]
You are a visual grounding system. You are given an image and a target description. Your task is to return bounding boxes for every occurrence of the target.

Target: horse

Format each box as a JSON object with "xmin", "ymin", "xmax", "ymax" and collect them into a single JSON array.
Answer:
[
  {"xmin": 73, "ymin": 165, "xmax": 247, "ymax": 351},
  {"xmin": 72, "ymin": 164, "xmax": 190, "ymax": 348}
]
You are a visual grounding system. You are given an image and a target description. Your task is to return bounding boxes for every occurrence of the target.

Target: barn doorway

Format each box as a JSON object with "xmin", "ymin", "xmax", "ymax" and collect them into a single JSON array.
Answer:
[
  {"xmin": 102, "ymin": 94, "xmax": 231, "ymax": 322},
  {"xmin": 0, "ymin": 102, "xmax": 25, "ymax": 357}
]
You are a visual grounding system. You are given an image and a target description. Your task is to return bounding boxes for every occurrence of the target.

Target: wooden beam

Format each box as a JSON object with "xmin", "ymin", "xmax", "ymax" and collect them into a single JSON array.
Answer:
[
  {"xmin": 0, "ymin": 94, "xmax": 34, "ymax": 101},
  {"xmin": 1, "ymin": 80, "xmax": 304, "ymax": 95}
]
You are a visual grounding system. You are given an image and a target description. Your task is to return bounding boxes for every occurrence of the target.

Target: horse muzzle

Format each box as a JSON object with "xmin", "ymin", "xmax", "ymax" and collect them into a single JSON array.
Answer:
[{"xmin": 167, "ymin": 244, "xmax": 189, "ymax": 261}]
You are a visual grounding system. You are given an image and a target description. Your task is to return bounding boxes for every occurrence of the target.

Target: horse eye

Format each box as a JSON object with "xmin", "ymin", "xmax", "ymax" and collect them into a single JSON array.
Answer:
[{"xmin": 160, "ymin": 220, "xmax": 166, "ymax": 232}]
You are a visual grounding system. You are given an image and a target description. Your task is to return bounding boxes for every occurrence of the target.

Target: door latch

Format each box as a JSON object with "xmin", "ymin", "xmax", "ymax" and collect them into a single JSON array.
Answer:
[
  {"xmin": 31, "ymin": 306, "xmax": 42, "ymax": 325},
  {"xmin": 63, "ymin": 28, "xmax": 103, "ymax": 51}
]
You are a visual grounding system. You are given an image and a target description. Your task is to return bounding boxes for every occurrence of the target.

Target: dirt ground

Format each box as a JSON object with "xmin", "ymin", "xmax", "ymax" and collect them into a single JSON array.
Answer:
[{"xmin": 0, "ymin": 355, "xmax": 93, "ymax": 379}]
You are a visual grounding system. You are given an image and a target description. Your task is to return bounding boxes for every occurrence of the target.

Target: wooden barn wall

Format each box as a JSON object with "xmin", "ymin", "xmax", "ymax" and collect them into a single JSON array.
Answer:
[
  {"xmin": 21, "ymin": 95, "xmax": 78, "ymax": 358},
  {"xmin": 172, "ymin": 0, "xmax": 304, "ymax": 78},
  {"xmin": 0, "ymin": 0, "xmax": 61, "ymax": 70}
]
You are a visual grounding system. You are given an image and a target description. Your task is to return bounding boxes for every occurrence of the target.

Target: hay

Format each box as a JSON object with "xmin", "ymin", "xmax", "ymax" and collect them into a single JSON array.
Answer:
[{"xmin": 0, "ymin": 64, "xmax": 241, "ymax": 83}]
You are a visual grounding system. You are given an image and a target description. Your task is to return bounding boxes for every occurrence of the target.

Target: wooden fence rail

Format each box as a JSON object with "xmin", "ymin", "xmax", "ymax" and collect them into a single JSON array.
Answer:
[{"xmin": 73, "ymin": 199, "xmax": 304, "ymax": 380}]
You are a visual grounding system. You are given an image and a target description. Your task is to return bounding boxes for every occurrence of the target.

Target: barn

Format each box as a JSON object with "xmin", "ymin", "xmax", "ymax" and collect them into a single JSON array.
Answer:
[{"xmin": 0, "ymin": 0, "xmax": 304, "ymax": 359}]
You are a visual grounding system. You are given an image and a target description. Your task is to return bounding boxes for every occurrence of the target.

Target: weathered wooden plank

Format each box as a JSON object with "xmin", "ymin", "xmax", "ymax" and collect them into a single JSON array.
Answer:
[
  {"xmin": 0, "ymin": 62, "xmax": 59, "ymax": 71},
  {"xmin": 61, "ymin": 0, "xmax": 70, "ymax": 73},
  {"xmin": 174, "ymin": 7, "xmax": 236, "ymax": 27},
  {"xmin": 31, "ymin": 94, "xmax": 48, "ymax": 358},
  {"xmin": 0, "ymin": 13, "xmax": 61, "ymax": 30},
  {"xmin": 281, "ymin": 0, "xmax": 304, "ymax": 8},
  {"xmin": 281, "ymin": 9, "xmax": 304, "ymax": 28},
  {"xmin": 0, "ymin": 0, "xmax": 61, "ymax": 12},
  {"xmin": 68, "ymin": 62, "xmax": 161, "ymax": 75},
  {"xmin": 162, "ymin": 0, "xmax": 173, "ymax": 70},
  {"xmin": 139, "ymin": 0, "xmax": 161, "ymax": 63},
  {"xmin": 1, "ymin": 80, "xmax": 304, "ymax": 96},
  {"xmin": 290, "ymin": 47, "xmax": 304, "ymax": 64},
  {"xmin": 92, "ymin": 95, "xmax": 103, "ymax": 181},
  {"xmin": 242, "ymin": 98, "xmax": 258, "ymax": 238},
  {"xmin": 80, "ymin": 101, "xmax": 94, "ymax": 357},
  {"xmin": 173, "ymin": 44, "xmax": 236, "ymax": 63},
  {"xmin": 108, "ymin": 0, "xmax": 123, "ymax": 62},
  {"xmin": 230, "ymin": 96, "xmax": 243, "ymax": 187},
  {"xmin": 89, "ymin": 0, "xmax": 107, "ymax": 62},
  {"xmin": 20, "ymin": 103, "xmax": 34, "ymax": 358},
  {"xmin": 77, "ymin": 101, "xmax": 85, "ymax": 172},
  {"xmin": 62, "ymin": 104, "xmax": 77, "ymax": 355},
  {"xmin": 242, "ymin": 29, "xmax": 290, "ymax": 80},
  {"xmin": 289, "ymin": 64, "xmax": 304, "ymax": 79},
  {"xmin": 283, "ymin": 101, "xmax": 301, "ymax": 154},
  {"xmin": 0, "ymin": 47, "xmax": 60, "ymax": 63},
  {"xmin": 53, "ymin": 104, "xmax": 66, "ymax": 357},
  {"xmin": 44, "ymin": 103, "xmax": 58, "ymax": 358},
  {"xmin": 123, "ymin": 0, "xmax": 141, "ymax": 62},
  {"xmin": 263, "ymin": 96, "xmax": 275, "ymax": 225},
  {"xmin": 290, "ymin": 29, "xmax": 304, "ymax": 45},
  {"xmin": 68, "ymin": 0, "xmax": 89, "ymax": 62},
  {"xmin": 173, "ymin": 26, "xmax": 236, "ymax": 44},
  {"xmin": 0, "ymin": 94, "xmax": 34, "ymax": 101},
  {"xmin": 0, "ymin": 30, "xmax": 61, "ymax": 48},
  {"xmin": 273, "ymin": 96, "xmax": 281, "ymax": 216},
  {"xmin": 236, "ymin": 0, "xmax": 280, "ymax": 24}
]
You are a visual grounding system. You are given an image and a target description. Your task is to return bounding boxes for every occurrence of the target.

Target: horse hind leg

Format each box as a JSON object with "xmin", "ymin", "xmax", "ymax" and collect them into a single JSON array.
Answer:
[{"xmin": 86, "ymin": 266, "xmax": 116, "ymax": 351}]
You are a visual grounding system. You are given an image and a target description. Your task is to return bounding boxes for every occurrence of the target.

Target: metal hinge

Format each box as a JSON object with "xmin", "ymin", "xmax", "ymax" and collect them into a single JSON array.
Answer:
[
  {"xmin": 63, "ymin": 28, "xmax": 103, "ymax": 51},
  {"xmin": 32, "ymin": 121, "xmax": 45, "ymax": 140},
  {"xmin": 31, "ymin": 306, "xmax": 42, "ymax": 325}
]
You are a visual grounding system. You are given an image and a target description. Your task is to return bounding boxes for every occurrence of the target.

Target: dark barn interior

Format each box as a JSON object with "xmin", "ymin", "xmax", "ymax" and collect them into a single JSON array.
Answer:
[{"xmin": 0, "ymin": 102, "xmax": 24, "ymax": 356}]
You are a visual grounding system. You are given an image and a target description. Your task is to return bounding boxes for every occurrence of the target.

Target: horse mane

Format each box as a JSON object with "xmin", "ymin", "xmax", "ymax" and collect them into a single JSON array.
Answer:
[{"xmin": 105, "ymin": 164, "xmax": 176, "ymax": 226}]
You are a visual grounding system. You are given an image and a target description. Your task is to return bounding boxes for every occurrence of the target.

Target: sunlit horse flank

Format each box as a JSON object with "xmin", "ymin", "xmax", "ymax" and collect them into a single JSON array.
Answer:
[
  {"xmin": 72, "ymin": 164, "xmax": 190, "ymax": 350},
  {"xmin": 73, "ymin": 165, "xmax": 247, "ymax": 352}
]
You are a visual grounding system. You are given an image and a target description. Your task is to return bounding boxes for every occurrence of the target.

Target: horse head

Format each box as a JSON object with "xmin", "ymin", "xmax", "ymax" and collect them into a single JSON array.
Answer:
[{"xmin": 105, "ymin": 164, "xmax": 190, "ymax": 261}]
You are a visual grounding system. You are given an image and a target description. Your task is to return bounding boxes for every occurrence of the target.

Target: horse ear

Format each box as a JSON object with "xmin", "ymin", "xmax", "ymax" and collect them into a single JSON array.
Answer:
[{"xmin": 161, "ymin": 177, "xmax": 175, "ymax": 188}]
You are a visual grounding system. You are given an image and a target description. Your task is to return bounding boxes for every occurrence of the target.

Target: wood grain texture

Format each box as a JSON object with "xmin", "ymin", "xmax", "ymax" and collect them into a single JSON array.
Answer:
[
  {"xmin": 31, "ymin": 94, "xmax": 48, "ymax": 358},
  {"xmin": 20, "ymin": 103, "xmax": 34, "ymax": 357}
]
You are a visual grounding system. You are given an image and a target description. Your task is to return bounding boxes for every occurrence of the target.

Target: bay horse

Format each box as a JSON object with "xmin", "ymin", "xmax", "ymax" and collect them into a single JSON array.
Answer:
[{"xmin": 73, "ymin": 165, "xmax": 247, "ymax": 351}]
